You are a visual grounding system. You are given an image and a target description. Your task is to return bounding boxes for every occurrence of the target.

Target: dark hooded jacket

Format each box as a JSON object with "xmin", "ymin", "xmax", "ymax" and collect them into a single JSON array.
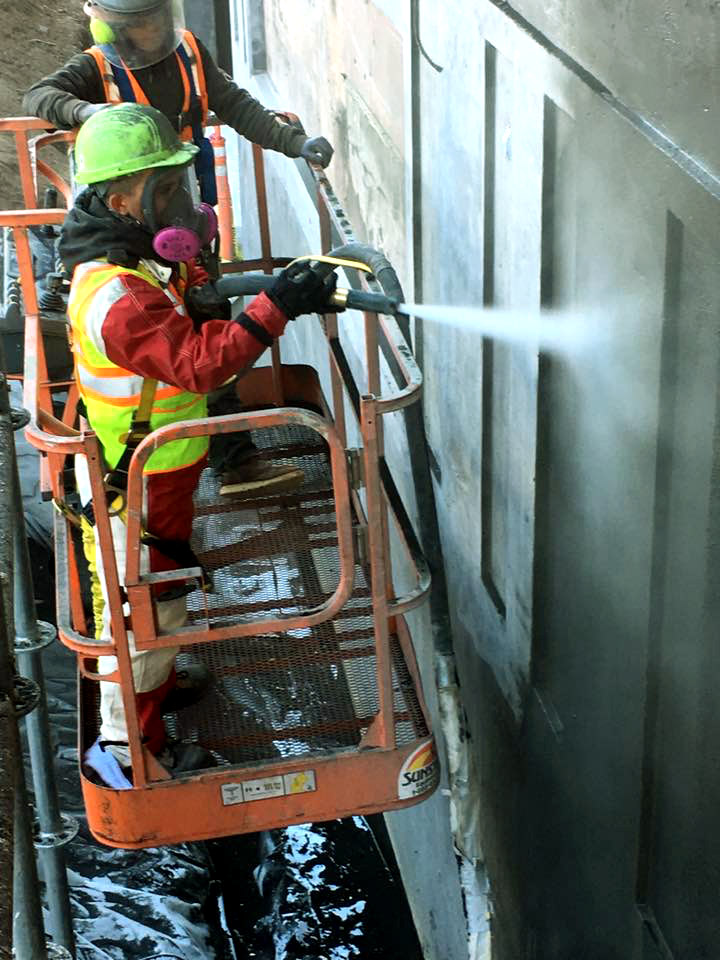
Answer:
[
  {"xmin": 59, "ymin": 187, "xmax": 159, "ymax": 274},
  {"xmin": 23, "ymin": 35, "xmax": 306, "ymax": 158}
]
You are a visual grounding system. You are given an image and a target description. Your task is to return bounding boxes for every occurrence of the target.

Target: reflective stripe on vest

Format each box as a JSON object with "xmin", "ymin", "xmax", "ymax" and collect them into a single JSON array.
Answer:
[
  {"xmin": 86, "ymin": 30, "xmax": 208, "ymax": 141},
  {"xmin": 68, "ymin": 260, "xmax": 208, "ymax": 474}
]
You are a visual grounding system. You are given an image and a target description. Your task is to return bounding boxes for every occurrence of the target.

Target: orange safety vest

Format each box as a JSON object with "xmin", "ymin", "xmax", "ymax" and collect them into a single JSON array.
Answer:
[{"xmin": 86, "ymin": 30, "xmax": 208, "ymax": 142}]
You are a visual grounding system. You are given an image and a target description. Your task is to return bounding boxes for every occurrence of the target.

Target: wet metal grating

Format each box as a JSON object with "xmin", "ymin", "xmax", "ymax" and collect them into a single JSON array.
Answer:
[{"xmin": 166, "ymin": 424, "xmax": 428, "ymax": 765}]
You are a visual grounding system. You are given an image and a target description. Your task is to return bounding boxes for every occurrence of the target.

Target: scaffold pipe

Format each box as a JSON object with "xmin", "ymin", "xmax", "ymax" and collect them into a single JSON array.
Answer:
[
  {"xmin": 13, "ymin": 455, "xmax": 77, "ymax": 955},
  {"xmin": 0, "ymin": 369, "xmax": 47, "ymax": 960}
]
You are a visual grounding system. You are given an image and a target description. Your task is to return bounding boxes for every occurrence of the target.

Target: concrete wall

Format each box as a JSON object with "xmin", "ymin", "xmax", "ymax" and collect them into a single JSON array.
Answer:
[
  {"xmin": 216, "ymin": 1, "xmax": 720, "ymax": 958},
  {"xmin": 261, "ymin": 0, "xmax": 407, "ymax": 280},
  {"xmin": 219, "ymin": 4, "xmax": 474, "ymax": 958},
  {"xmin": 511, "ymin": 0, "xmax": 720, "ymax": 176}
]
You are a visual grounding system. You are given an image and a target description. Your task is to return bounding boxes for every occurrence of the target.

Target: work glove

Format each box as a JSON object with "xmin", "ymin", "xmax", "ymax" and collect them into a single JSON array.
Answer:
[
  {"xmin": 186, "ymin": 281, "xmax": 232, "ymax": 325},
  {"xmin": 267, "ymin": 262, "xmax": 340, "ymax": 320},
  {"xmin": 75, "ymin": 101, "xmax": 112, "ymax": 125},
  {"xmin": 300, "ymin": 136, "xmax": 334, "ymax": 168}
]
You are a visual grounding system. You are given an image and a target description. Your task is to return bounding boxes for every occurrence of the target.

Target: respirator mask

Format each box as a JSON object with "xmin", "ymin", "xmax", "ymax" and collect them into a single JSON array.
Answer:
[{"xmin": 141, "ymin": 168, "xmax": 218, "ymax": 262}]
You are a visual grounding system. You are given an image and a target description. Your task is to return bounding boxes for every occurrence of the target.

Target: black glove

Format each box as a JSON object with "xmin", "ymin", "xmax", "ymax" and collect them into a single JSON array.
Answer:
[
  {"xmin": 300, "ymin": 136, "xmax": 334, "ymax": 168},
  {"xmin": 267, "ymin": 262, "xmax": 339, "ymax": 319},
  {"xmin": 186, "ymin": 281, "xmax": 232, "ymax": 325}
]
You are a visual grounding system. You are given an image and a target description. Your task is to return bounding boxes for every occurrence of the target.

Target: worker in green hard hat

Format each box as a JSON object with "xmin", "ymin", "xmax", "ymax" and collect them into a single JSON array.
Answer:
[{"xmin": 61, "ymin": 103, "xmax": 339, "ymax": 786}]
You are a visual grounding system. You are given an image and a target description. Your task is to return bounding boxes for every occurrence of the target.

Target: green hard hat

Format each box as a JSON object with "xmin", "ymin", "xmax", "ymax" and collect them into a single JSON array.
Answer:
[{"xmin": 74, "ymin": 102, "xmax": 198, "ymax": 185}]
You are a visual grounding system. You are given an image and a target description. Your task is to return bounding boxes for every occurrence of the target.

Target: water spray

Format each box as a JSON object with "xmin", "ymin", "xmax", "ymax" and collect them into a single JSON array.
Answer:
[{"xmin": 215, "ymin": 271, "xmax": 584, "ymax": 352}]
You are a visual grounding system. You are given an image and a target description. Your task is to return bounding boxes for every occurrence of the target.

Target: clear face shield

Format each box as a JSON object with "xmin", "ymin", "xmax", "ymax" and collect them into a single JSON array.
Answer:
[{"xmin": 84, "ymin": 0, "xmax": 184, "ymax": 69}]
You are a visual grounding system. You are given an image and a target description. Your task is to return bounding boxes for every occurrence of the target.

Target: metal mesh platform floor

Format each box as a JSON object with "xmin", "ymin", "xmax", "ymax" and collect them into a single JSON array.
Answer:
[{"xmin": 167, "ymin": 424, "xmax": 428, "ymax": 766}]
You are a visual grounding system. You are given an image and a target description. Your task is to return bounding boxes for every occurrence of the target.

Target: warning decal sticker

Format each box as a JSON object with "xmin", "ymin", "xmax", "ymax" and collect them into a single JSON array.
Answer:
[{"xmin": 221, "ymin": 770, "xmax": 317, "ymax": 806}]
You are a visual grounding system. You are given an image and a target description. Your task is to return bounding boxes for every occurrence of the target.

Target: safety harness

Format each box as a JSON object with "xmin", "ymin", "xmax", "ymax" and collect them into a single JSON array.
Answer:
[{"xmin": 56, "ymin": 372, "xmax": 211, "ymax": 601}]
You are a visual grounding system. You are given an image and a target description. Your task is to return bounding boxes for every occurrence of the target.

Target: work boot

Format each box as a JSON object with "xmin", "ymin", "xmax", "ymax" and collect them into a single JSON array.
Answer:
[
  {"xmin": 83, "ymin": 736, "xmax": 217, "ymax": 788},
  {"xmin": 219, "ymin": 455, "xmax": 304, "ymax": 498},
  {"xmin": 160, "ymin": 663, "xmax": 213, "ymax": 714},
  {"xmin": 83, "ymin": 738, "xmax": 134, "ymax": 789},
  {"xmin": 155, "ymin": 738, "xmax": 217, "ymax": 775}
]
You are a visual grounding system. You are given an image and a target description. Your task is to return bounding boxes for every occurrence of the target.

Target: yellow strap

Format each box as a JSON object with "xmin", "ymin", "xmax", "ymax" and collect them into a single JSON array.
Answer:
[
  {"xmin": 136, "ymin": 377, "xmax": 158, "ymax": 424},
  {"xmin": 287, "ymin": 254, "xmax": 374, "ymax": 275},
  {"xmin": 116, "ymin": 377, "xmax": 158, "ymax": 444}
]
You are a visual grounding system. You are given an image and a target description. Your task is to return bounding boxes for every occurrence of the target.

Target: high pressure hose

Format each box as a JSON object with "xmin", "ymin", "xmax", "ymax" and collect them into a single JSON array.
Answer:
[
  {"xmin": 214, "ymin": 245, "xmax": 403, "ymax": 316},
  {"xmin": 308, "ymin": 242, "xmax": 404, "ymax": 305}
]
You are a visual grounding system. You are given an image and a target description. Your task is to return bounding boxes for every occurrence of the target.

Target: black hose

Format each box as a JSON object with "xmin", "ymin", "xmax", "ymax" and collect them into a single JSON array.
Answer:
[
  {"xmin": 214, "ymin": 244, "xmax": 403, "ymax": 302},
  {"xmin": 309, "ymin": 245, "xmax": 455, "ymax": 658},
  {"xmin": 214, "ymin": 274, "xmax": 269, "ymax": 299},
  {"xmin": 215, "ymin": 254, "xmax": 400, "ymax": 316}
]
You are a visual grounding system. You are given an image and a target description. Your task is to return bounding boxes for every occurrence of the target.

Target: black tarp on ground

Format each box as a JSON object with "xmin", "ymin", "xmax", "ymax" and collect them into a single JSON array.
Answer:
[{"xmin": 26, "ymin": 540, "xmax": 230, "ymax": 960}]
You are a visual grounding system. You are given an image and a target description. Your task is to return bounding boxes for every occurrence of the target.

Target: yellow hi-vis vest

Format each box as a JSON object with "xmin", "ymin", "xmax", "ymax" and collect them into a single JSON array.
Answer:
[{"xmin": 68, "ymin": 259, "xmax": 208, "ymax": 474}]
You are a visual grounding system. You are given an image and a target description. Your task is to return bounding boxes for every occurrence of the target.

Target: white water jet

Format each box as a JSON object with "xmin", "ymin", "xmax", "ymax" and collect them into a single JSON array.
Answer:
[{"xmin": 398, "ymin": 303, "xmax": 589, "ymax": 353}]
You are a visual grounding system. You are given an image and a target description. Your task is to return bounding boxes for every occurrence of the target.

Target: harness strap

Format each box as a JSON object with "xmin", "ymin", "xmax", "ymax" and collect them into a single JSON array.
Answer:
[
  {"xmin": 175, "ymin": 40, "xmax": 217, "ymax": 205},
  {"xmin": 109, "ymin": 58, "xmax": 149, "ymax": 105},
  {"xmin": 103, "ymin": 375, "xmax": 158, "ymax": 496},
  {"xmin": 54, "ymin": 492, "xmax": 211, "ymax": 594}
]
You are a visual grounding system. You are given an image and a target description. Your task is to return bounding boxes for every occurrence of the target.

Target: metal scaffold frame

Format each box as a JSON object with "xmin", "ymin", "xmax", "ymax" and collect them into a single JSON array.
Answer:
[{"xmin": 0, "ymin": 334, "xmax": 75, "ymax": 956}]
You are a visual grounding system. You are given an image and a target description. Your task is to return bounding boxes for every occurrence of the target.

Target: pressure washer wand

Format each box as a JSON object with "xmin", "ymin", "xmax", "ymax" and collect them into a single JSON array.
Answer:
[
  {"xmin": 214, "ymin": 274, "xmax": 401, "ymax": 317},
  {"xmin": 328, "ymin": 286, "xmax": 400, "ymax": 315}
]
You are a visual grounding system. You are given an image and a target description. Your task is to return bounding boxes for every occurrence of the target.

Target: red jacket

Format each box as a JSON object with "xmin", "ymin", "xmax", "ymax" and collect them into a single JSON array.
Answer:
[{"xmin": 100, "ymin": 258, "xmax": 287, "ymax": 392}]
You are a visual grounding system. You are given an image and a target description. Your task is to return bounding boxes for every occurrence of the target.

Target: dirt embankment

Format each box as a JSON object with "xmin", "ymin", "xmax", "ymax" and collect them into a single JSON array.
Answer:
[{"xmin": 0, "ymin": 1, "xmax": 88, "ymax": 208}]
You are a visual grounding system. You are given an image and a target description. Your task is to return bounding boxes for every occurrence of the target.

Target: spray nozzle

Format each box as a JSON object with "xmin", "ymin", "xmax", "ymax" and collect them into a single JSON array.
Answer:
[
  {"xmin": 326, "ymin": 286, "xmax": 400, "ymax": 315},
  {"xmin": 214, "ymin": 272, "xmax": 400, "ymax": 317}
]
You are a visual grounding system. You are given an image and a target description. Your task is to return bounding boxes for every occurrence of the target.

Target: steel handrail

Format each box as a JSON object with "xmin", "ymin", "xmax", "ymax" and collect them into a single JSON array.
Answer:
[
  {"xmin": 29, "ymin": 130, "xmax": 75, "ymax": 208},
  {"xmin": 54, "ymin": 512, "xmax": 115, "ymax": 654},
  {"xmin": 0, "ymin": 117, "xmax": 58, "ymax": 210},
  {"xmin": 122, "ymin": 406, "xmax": 356, "ymax": 646}
]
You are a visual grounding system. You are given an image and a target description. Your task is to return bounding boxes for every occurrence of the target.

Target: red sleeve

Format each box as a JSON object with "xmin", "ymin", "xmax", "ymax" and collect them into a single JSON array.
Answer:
[{"xmin": 101, "ymin": 274, "xmax": 288, "ymax": 394}]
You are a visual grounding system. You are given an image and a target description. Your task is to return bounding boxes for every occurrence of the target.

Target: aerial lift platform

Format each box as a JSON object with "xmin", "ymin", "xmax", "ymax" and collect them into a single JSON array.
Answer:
[{"xmin": 0, "ymin": 114, "xmax": 438, "ymax": 848}]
